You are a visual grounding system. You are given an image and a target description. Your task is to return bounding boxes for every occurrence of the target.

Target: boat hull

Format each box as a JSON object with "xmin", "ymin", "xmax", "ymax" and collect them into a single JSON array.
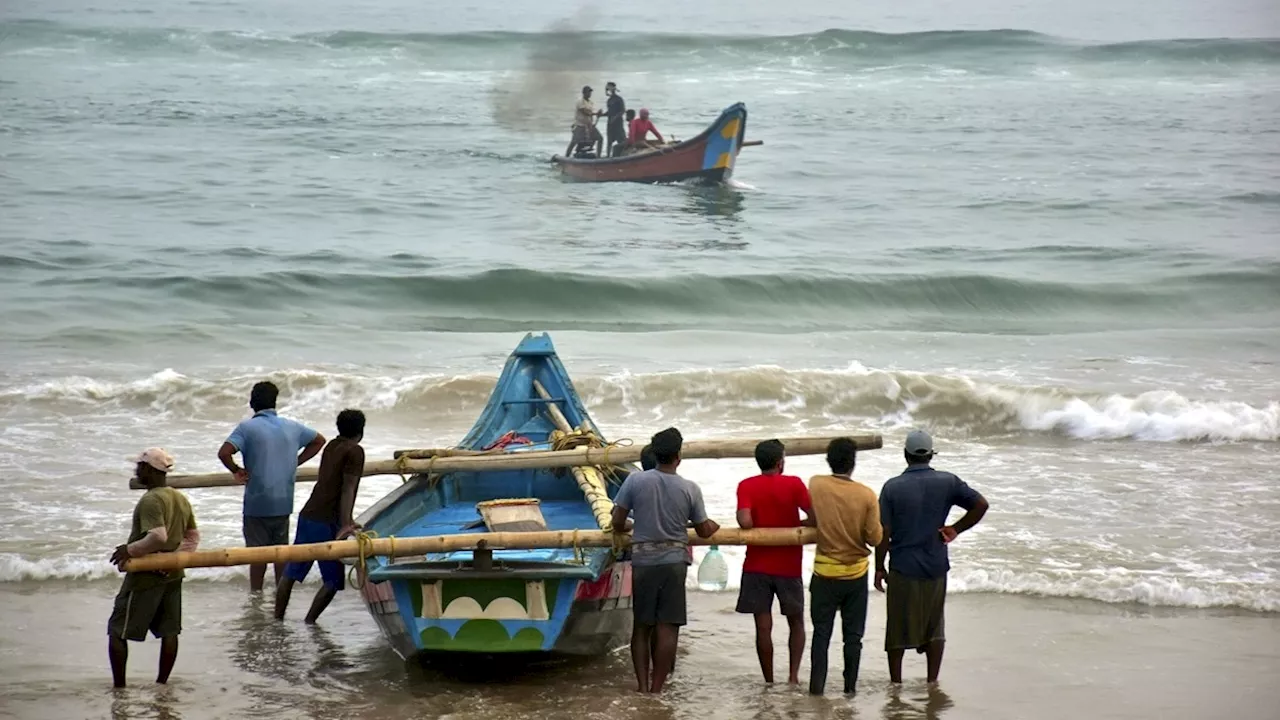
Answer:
[
  {"xmin": 357, "ymin": 558, "xmax": 632, "ymax": 661},
  {"xmin": 354, "ymin": 333, "xmax": 636, "ymax": 661},
  {"xmin": 552, "ymin": 103, "xmax": 747, "ymax": 184}
]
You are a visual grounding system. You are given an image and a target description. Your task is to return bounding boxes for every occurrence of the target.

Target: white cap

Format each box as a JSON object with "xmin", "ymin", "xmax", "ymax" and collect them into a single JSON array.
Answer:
[{"xmin": 135, "ymin": 448, "xmax": 175, "ymax": 472}]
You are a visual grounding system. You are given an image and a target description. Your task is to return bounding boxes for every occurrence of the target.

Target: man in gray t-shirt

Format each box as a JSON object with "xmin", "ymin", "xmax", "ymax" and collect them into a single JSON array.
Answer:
[{"xmin": 612, "ymin": 427, "xmax": 719, "ymax": 694}]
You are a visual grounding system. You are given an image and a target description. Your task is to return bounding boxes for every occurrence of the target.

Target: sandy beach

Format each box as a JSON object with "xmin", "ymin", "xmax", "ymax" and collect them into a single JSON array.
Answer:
[{"xmin": 3, "ymin": 580, "xmax": 1275, "ymax": 720}]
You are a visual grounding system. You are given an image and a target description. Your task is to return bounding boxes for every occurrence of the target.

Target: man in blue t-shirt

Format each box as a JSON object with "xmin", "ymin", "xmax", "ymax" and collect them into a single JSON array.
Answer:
[
  {"xmin": 874, "ymin": 429, "xmax": 988, "ymax": 685},
  {"xmin": 218, "ymin": 381, "xmax": 325, "ymax": 592}
]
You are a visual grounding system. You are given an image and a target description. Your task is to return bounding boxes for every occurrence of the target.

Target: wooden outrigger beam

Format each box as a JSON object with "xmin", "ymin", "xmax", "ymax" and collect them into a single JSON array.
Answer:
[
  {"xmin": 131, "ymin": 433, "xmax": 882, "ymax": 490},
  {"xmin": 121, "ymin": 527, "xmax": 816, "ymax": 573}
]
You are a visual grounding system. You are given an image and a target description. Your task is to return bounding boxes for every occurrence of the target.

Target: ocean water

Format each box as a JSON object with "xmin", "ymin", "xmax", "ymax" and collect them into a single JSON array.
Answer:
[{"xmin": 1, "ymin": 0, "xmax": 1279, "ymax": 716}]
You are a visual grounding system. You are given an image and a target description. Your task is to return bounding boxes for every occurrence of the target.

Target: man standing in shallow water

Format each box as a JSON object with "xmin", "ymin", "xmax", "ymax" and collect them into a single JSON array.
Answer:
[
  {"xmin": 735, "ymin": 439, "xmax": 813, "ymax": 686},
  {"xmin": 218, "ymin": 381, "xmax": 325, "ymax": 592},
  {"xmin": 612, "ymin": 427, "xmax": 720, "ymax": 693},
  {"xmin": 875, "ymin": 430, "xmax": 988, "ymax": 684},
  {"xmin": 275, "ymin": 409, "xmax": 366, "ymax": 623},
  {"xmin": 109, "ymin": 448, "xmax": 199, "ymax": 688}
]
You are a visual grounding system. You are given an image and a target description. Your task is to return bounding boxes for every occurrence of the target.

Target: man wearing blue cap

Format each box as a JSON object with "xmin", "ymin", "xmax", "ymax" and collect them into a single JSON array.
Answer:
[{"xmin": 874, "ymin": 429, "xmax": 988, "ymax": 685}]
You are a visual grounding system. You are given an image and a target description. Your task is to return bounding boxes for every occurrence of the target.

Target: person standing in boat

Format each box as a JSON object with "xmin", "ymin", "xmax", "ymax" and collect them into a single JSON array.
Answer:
[
  {"xmin": 611, "ymin": 427, "xmax": 719, "ymax": 694},
  {"xmin": 604, "ymin": 81, "xmax": 626, "ymax": 157},
  {"xmin": 734, "ymin": 439, "xmax": 814, "ymax": 686},
  {"xmin": 275, "ymin": 409, "xmax": 366, "ymax": 624},
  {"xmin": 806, "ymin": 437, "xmax": 882, "ymax": 696},
  {"xmin": 628, "ymin": 108, "xmax": 665, "ymax": 150},
  {"xmin": 565, "ymin": 85, "xmax": 603, "ymax": 158},
  {"xmin": 108, "ymin": 448, "xmax": 199, "ymax": 688},
  {"xmin": 218, "ymin": 381, "xmax": 325, "ymax": 592},
  {"xmin": 875, "ymin": 430, "xmax": 989, "ymax": 685}
]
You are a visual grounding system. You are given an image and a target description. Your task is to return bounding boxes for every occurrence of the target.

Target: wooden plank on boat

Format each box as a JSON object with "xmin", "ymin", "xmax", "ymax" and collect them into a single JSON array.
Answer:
[
  {"xmin": 477, "ymin": 499, "xmax": 548, "ymax": 532},
  {"xmin": 131, "ymin": 432, "xmax": 883, "ymax": 489},
  {"xmin": 120, "ymin": 526, "xmax": 817, "ymax": 573}
]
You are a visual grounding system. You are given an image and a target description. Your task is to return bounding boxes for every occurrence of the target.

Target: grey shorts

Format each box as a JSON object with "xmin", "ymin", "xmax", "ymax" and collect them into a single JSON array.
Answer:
[
  {"xmin": 633, "ymin": 563, "xmax": 688, "ymax": 627},
  {"xmin": 243, "ymin": 515, "xmax": 289, "ymax": 548},
  {"xmin": 736, "ymin": 572, "xmax": 805, "ymax": 616}
]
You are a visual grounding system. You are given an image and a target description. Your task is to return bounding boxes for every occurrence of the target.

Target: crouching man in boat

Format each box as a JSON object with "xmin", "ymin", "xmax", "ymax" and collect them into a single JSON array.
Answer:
[
  {"xmin": 109, "ymin": 448, "xmax": 199, "ymax": 688},
  {"xmin": 611, "ymin": 427, "xmax": 720, "ymax": 694},
  {"xmin": 628, "ymin": 108, "xmax": 664, "ymax": 151},
  {"xmin": 275, "ymin": 409, "xmax": 367, "ymax": 624},
  {"xmin": 565, "ymin": 85, "xmax": 603, "ymax": 158}
]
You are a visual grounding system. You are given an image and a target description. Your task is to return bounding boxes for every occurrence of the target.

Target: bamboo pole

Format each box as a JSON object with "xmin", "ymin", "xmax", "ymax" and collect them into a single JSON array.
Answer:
[
  {"xmin": 133, "ymin": 433, "xmax": 883, "ymax": 490},
  {"xmin": 121, "ymin": 527, "xmax": 816, "ymax": 573},
  {"xmin": 530, "ymin": 379, "xmax": 614, "ymax": 531}
]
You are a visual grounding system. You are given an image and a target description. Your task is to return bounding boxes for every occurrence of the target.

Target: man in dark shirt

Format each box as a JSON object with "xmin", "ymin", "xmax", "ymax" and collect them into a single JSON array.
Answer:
[
  {"xmin": 874, "ymin": 429, "xmax": 988, "ymax": 685},
  {"xmin": 274, "ymin": 409, "xmax": 366, "ymax": 623},
  {"xmin": 604, "ymin": 81, "xmax": 626, "ymax": 157}
]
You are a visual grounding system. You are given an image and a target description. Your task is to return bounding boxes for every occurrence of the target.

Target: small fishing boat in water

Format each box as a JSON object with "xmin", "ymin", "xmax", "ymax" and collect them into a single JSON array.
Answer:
[
  {"xmin": 352, "ymin": 333, "xmax": 634, "ymax": 660},
  {"xmin": 551, "ymin": 102, "xmax": 759, "ymax": 184}
]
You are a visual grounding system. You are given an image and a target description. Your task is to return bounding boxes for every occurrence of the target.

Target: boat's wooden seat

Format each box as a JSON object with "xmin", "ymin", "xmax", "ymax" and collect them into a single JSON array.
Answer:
[{"xmin": 476, "ymin": 498, "xmax": 548, "ymax": 532}]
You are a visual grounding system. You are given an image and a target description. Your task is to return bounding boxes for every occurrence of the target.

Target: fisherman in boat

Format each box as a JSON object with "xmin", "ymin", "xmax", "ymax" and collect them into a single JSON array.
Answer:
[
  {"xmin": 603, "ymin": 81, "xmax": 627, "ymax": 157},
  {"xmin": 109, "ymin": 448, "xmax": 200, "ymax": 688},
  {"xmin": 274, "ymin": 409, "xmax": 367, "ymax": 624},
  {"xmin": 628, "ymin": 108, "xmax": 665, "ymax": 151},
  {"xmin": 218, "ymin": 381, "xmax": 326, "ymax": 593},
  {"xmin": 611, "ymin": 427, "xmax": 720, "ymax": 694},
  {"xmin": 565, "ymin": 85, "xmax": 603, "ymax": 158}
]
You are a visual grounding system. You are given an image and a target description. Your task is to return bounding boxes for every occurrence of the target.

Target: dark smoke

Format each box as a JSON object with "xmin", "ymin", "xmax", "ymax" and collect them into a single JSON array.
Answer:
[{"xmin": 489, "ymin": 5, "xmax": 605, "ymax": 133}]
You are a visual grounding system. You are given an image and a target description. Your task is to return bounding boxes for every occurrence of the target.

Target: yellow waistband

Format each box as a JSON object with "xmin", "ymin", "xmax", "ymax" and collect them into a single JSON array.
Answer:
[{"xmin": 813, "ymin": 553, "xmax": 869, "ymax": 580}]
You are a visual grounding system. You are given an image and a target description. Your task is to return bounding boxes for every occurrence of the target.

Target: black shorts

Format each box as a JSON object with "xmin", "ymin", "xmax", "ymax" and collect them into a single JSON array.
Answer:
[
  {"xmin": 243, "ymin": 515, "xmax": 289, "ymax": 548},
  {"xmin": 736, "ymin": 572, "xmax": 805, "ymax": 616},
  {"xmin": 108, "ymin": 579, "xmax": 182, "ymax": 641},
  {"xmin": 633, "ymin": 563, "xmax": 688, "ymax": 626}
]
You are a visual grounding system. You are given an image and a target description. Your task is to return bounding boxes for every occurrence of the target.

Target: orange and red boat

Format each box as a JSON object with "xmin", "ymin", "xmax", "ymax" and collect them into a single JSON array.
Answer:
[{"xmin": 551, "ymin": 102, "xmax": 759, "ymax": 184}]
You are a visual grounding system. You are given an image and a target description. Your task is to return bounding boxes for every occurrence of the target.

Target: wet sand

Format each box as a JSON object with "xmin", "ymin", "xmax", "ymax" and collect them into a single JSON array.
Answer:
[{"xmin": 1, "ymin": 580, "xmax": 1275, "ymax": 720}]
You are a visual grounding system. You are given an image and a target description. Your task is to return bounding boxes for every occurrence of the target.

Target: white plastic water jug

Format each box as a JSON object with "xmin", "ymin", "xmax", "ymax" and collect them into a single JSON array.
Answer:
[{"xmin": 697, "ymin": 545, "xmax": 729, "ymax": 591}]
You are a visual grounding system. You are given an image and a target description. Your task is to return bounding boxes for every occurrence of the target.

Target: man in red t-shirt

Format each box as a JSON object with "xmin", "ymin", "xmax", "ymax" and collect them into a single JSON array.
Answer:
[{"xmin": 735, "ymin": 439, "xmax": 814, "ymax": 685}]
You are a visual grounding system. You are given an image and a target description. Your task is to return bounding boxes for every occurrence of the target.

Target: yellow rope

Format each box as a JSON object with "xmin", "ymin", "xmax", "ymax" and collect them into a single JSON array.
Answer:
[{"xmin": 348, "ymin": 530, "xmax": 399, "ymax": 589}]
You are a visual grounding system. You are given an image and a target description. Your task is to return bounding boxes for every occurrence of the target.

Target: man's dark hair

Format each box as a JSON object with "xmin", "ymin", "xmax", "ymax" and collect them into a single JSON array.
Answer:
[
  {"xmin": 650, "ymin": 427, "xmax": 683, "ymax": 466},
  {"xmin": 135, "ymin": 462, "xmax": 166, "ymax": 487},
  {"xmin": 904, "ymin": 450, "xmax": 933, "ymax": 466},
  {"xmin": 250, "ymin": 381, "xmax": 278, "ymax": 412},
  {"xmin": 336, "ymin": 409, "xmax": 365, "ymax": 439},
  {"xmin": 826, "ymin": 437, "xmax": 858, "ymax": 475},
  {"xmin": 626, "ymin": 109, "xmax": 636, "ymax": 121},
  {"xmin": 640, "ymin": 443, "xmax": 657, "ymax": 471},
  {"xmin": 754, "ymin": 439, "xmax": 785, "ymax": 472}
]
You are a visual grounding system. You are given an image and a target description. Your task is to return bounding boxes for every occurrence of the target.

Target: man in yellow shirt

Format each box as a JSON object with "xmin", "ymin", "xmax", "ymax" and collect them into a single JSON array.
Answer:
[{"xmin": 806, "ymin": 437, "xmax": 882, "ymax": 696}]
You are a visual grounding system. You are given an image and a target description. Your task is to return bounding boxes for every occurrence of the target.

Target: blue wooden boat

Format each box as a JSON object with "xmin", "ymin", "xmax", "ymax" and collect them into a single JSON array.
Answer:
[{"xmin": 353, "ymin": 333, "xmax": 634, "ymax": 660}]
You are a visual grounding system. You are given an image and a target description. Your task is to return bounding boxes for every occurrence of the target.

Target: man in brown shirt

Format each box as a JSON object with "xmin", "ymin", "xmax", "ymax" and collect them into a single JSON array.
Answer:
[
  {"xmin": 806, "ymin": 437, "xmax": 883, "ymax": 696},
  {"xmin": 274, "ymin": 409, "xmax": 366, "ymax": 623}
]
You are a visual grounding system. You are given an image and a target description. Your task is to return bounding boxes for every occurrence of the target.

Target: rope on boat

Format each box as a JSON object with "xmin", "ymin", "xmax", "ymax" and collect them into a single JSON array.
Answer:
[
  {"xmin": 548, "ymin": 428, "xmax": 633, "ymax": 532},
  {"xmin": 349, "ymin": 529, "xmax": 394, "ymax": 590}
]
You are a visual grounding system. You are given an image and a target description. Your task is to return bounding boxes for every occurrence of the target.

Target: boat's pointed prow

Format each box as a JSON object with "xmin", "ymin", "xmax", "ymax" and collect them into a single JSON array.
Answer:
[{"xmin": 513, "ymin": 332, "xmax": 557, "ymax": 356}]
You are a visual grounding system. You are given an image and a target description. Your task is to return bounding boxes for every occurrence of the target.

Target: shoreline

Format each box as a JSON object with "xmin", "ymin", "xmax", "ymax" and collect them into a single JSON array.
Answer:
[{"xmin": 2, "ymin": 580, "xmax": 1275, "ymax": 719}]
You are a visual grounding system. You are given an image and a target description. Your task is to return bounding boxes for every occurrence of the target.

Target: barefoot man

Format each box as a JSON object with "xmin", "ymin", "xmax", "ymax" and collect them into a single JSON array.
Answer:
[
  {"xmin": 735, "ymin": 439, "xmax": 813, "ymax": 685},
  {"xmin": 874, "ymin": 430, "xmax": 988, "ymax": 684},
  {"xmin": 109, "ymin": 448, "xmax": 199, "ymax": 688},
  {"xmin": 611, "ymin": 427, "xmax": 720, "ymax": 694},
  {"xmin": 275, "ymin": 409, "xmax": 366, "ymax": 623},
  {"xmin": 218, "ymin": 381, "xmax": 325, "ymax": 592}
]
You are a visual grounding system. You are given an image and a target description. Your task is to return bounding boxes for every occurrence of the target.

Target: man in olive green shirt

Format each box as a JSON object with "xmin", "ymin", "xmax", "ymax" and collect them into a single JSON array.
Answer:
[{"xmin": 108, "ymin": 448, "xmax": 200, "ymax": 688}]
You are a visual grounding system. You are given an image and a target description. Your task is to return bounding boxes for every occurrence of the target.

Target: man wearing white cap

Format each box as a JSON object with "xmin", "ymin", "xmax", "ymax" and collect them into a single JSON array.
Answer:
[
  {"xmin": 108, "ymin": 448, "xmax": 200, "ymax": 688},
  {"xmin": 874, "ymin": 429, "xmax": 988, "ymax": 685}
]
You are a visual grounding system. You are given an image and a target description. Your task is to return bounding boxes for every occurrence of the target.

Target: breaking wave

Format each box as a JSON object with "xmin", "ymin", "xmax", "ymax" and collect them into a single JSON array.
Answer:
[{"xmin": 4, "ymin": 365, "xmax": 1276, "ymax": 443}]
